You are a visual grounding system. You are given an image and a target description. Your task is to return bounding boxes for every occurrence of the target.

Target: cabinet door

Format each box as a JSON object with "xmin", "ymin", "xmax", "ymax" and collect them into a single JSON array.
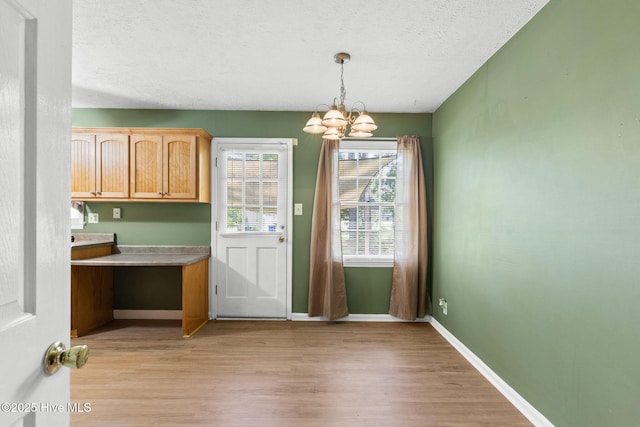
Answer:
[
  {"xmin": 163, "ymin": 135, "xmax": 197, "ymax": 199},
  {"xmin": 130, "ymin": 134, "xmax": 163, "ymax": 198},
  {"xmin": 71, "ymin": 134, "xmax": 96, "ymax": 198},
  {"xmin": 96, "ymin": 134, "xmax": 129, "ymax": 198}
]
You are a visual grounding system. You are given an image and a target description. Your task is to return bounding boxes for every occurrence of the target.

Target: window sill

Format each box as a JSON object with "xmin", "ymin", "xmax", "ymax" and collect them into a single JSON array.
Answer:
[{"xmin": 342, "ymin": 257, "xmax": 394, "ymax": 268}]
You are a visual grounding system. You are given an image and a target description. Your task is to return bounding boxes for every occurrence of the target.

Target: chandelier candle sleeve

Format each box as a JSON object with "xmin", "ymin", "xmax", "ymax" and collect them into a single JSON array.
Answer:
[{"xmin": 303, "ymin": 52, "xmax": 377, "ymax": 139}]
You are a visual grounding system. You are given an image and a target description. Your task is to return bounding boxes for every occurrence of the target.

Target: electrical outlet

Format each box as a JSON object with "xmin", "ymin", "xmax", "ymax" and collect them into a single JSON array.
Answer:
[
  {"xmin": 113, "ymin": 207, "xmax": 121, "ymax": 219},
  {"xmin": 88, "ymin": 213, "xmax": 99, "ymax": 223}
]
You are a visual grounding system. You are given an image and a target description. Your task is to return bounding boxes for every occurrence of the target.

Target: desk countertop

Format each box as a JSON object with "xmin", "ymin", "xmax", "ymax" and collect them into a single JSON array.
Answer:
[
  {"xmin": 71, "ymin": 232, "xmax": 115, "ymax": 249},
  {"xmin": 70, "ymin": 245, "xmax": 210, "ymax": 266}
]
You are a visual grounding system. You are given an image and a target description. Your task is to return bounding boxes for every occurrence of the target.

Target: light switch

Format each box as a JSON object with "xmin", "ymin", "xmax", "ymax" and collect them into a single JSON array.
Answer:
[
  {"xmin": 294, "ymin": 203, "xmax": 303, "ymax": 216},
  {"xmin": 88, "ymin": 213, "xmax": 99, "ymax": 223}
]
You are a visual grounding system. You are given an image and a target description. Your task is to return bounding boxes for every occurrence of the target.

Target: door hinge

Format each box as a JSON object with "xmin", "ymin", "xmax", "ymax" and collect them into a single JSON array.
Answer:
[
  {"xmin": 215, "ymin": 221, "xmax": 218, "ymax": 231},
  {"xmin": 215, "ymin": 285, "xmax": 218, "ymax": 295},
  {"xmin": 215, "ymin": 157, "xmax": 218, "ymax": 167}
]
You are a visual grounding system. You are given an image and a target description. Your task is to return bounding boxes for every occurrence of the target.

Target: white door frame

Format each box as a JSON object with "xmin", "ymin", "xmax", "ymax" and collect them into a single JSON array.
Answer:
[{"xmin": 210, "ymin": 138, "xmax": 293, "ymax": 320}]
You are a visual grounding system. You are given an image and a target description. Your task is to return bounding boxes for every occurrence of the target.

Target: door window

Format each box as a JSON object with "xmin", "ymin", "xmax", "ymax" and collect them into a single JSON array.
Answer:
[{"xmin": 223, "ymin": 151, "xmax": 281, "ymax": 232}]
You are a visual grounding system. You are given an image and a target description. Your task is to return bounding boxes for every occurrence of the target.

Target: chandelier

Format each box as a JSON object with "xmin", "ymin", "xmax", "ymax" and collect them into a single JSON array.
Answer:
[{"xmin": 303, "ymin": 52, "xmax": 377, "ymax": 140}]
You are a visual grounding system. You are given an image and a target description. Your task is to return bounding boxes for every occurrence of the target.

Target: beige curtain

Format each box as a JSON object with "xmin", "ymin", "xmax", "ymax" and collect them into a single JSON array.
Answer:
[
  {"xmin": 389, "ymin": 135, "xmax": 430, "ymax": 320},
  {"xmin": 308, "ymin": 139, "xmax": 348, "ymax": 320}
]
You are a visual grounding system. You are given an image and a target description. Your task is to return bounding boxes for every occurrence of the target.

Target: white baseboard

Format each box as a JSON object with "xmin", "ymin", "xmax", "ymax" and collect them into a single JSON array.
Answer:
[
  {"xmin": 429, "ymin": 318, "xmax": 553, "ymax": 427},
  {"xmin": 291, "ymin": 312, "xmax": 430, "ymax": 322},
  {"xmin": 113, "ymin": 309, "xmax": 182, "ymax": 320}
]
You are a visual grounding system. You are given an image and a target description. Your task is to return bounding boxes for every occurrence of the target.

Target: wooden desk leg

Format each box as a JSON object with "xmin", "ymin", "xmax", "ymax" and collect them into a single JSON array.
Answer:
[{"xmin": 182, "ymin": 259, "xmax": 209, "ymax": 337}]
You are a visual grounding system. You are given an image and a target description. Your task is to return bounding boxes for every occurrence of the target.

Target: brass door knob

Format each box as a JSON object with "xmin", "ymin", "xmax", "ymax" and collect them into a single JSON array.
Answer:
[
  {"xmin": 44, "ymin": 341, "xmax": 89, "ymax": 375},
  {"xmin": 278, "ymin": 236, "xmax": 285, "ymax": 242}
]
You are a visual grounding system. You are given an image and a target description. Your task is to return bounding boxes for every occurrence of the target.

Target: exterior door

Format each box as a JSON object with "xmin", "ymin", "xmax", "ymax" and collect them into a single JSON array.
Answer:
[
  {"xmin": 0, "ymin": 0, "xmax": 72, "ymax": 425},
  {"xmin": 214, "ymin": 139, "xmax": 291, "ymax": 318}
]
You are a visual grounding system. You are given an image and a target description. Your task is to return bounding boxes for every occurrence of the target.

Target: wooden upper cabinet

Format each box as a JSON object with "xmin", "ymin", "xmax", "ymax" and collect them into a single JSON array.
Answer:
[
  {"xmin": 164, "ymin": 135, "xmax": 197, "ymax": 199},
  {"xmin": 96, "ymin": 134, "xmax": 129, "ymax": 198},
  {"xmin": 131, "ymin": 134, "xmax": 198, "ymax": 200},
  {"xmin": 130, "ymin": 134, "xmax": 163, "ymax": 199},
  {"xmin": 71, "ymin": 133, "xmax": 129, "ymax": 198},
  {"xmin": 73, "ymin": 128, "xmax": 212, "ymax": 202},
  {"xmin": 71, "ymin": 134, "xmax": 97, "ymax": 198}
]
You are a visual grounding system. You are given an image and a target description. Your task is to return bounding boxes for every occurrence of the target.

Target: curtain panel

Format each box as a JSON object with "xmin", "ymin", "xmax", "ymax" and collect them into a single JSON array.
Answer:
[
  {"xmin": 308, "ymin": 139, "xmax": 348, "ymax": 320},
  {"xmin": 389, "ymin": 135, "xmax": 430, "ymax": 320}
]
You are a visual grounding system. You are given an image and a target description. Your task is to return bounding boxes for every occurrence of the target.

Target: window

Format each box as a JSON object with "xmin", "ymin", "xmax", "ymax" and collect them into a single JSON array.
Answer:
[
  {"xmin": 336, "ymin": 139, "xmax": 397, "ymax": 267},
  {"xmin": 223, "ymin": 150, "xmax": 281, "ymax": 232}
]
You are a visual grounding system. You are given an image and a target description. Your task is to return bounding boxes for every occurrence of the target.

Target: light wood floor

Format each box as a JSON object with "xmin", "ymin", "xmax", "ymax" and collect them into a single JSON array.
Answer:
[{"xmin": 71, "ymin": 320, "xmax": 531, "ymax": 427}]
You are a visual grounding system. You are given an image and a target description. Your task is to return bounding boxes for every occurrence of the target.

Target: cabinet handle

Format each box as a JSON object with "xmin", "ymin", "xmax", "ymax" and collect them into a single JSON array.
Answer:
[
  {"xmin": 157, "ymin": 192, "xmax": 163, "ymax": 195},
  {"xmin": 96, "ymin": 191, "xmax": 102, "ymax": 195},
  {"xmin": 90, "ymin": 191, "xmax": 96, "ymax": 195}
]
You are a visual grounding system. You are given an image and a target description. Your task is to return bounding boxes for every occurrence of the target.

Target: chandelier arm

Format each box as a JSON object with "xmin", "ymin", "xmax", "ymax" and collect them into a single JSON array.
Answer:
[
  {"xmin": 313, "ymin": 103, "xmax": 333, "ymax": 113},
  {"xmin": 351, "ymin": 101, "xmax": 367, "ymax": 112}
]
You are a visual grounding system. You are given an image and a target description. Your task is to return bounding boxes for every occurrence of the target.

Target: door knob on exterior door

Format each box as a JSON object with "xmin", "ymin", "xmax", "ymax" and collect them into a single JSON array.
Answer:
[
  {"xmin": 43, "ymin": 341, "xmax": 89, "ymax": 375},
  {"xmin": 278, "ymin": 236, "xmax": 285, "ymax": 242}
]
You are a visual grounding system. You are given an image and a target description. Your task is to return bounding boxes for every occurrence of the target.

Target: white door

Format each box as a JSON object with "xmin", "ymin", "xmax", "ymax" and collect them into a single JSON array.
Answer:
[
  {"xmin": 0, "ymin": 0, "xmax": 72, "ymax": 425},
  {"xmin": 214, "ymin": 139, "xmax": 292, "ymax": 318}
]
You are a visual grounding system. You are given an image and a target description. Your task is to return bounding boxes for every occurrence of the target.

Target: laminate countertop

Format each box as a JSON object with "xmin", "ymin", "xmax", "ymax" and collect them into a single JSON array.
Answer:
[
  {"xmin": 70, "ymin": 245, "xmax": 210, "ymax": 266},
  {"xmin": 71, "ymin": 232, "xmax": 115, "ymax": 249}
]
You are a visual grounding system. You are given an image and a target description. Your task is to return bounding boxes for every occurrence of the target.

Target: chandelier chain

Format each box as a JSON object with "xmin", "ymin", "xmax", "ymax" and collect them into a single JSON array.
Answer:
[{"xmin": 339, "ymin": 60, "xmax": 346, "ymax": 105}]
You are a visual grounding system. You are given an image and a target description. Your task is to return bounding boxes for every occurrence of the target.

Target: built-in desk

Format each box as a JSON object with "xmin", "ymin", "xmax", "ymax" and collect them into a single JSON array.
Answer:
[{"xmin": 71, "ymin": 240, "xmax": 210, "ymax": 337}]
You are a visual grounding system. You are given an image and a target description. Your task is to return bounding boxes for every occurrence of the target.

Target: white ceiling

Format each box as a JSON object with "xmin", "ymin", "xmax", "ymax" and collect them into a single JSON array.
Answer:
[{"xmin": 72, "ymin": 0, "xmax": 549, "ymax": 113}]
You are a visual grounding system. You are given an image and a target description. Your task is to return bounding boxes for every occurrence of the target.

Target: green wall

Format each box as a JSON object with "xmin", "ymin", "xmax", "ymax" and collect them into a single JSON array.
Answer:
[
  {"xmin": 81, "ymin": 202, "xmax": 211, "ymax": 245},
  {"xmin": 431, "ymin": 0, "xmax": 640, "ymax": 425},
  {"xmin": 72, "ymin": 110, "xmax": 431, "ymax": 313}
]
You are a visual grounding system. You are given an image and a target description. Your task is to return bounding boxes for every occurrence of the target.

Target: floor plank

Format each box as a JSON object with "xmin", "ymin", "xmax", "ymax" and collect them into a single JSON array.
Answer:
[{"xmin": 71, "ymin": 320, "xmax": 532, "ymax": 426}]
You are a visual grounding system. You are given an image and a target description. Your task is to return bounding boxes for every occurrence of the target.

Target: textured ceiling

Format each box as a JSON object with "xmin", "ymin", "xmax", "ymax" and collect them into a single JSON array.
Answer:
[{"xmin": 72, "ymin": 0, "xmax": 549, "ymax": 113}]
